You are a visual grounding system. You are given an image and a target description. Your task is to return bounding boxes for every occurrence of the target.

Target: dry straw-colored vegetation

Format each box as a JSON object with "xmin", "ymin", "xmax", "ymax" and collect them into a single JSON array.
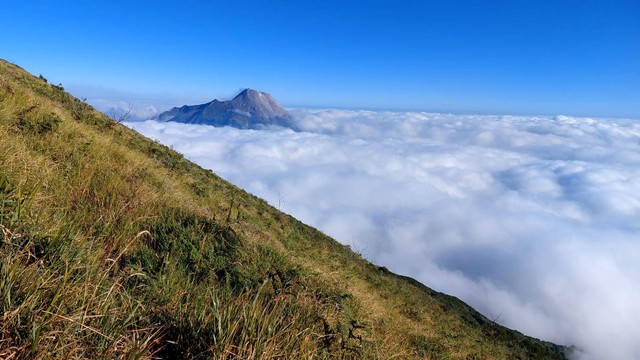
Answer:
[{"xmin": 0, "ymin": 59, "xmax": 568, "ymax": 359}]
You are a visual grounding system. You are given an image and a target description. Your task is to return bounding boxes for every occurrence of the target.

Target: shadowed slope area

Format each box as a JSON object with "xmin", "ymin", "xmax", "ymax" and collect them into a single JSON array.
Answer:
[{"xmin": 0, "ymin": 59, "xmax": 568, "ymax": 359}]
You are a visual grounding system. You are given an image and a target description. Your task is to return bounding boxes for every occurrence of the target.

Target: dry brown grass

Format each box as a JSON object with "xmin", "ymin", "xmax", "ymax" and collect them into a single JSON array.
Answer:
[{"xmin": 0, "ymin": 59, "xmax": 569, "ymax": 359}]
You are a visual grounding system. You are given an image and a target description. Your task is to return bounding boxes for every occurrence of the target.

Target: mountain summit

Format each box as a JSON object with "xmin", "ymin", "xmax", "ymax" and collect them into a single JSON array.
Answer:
[{"xmin": 157, "ymin": 88, "xmax": 294, "ymax": 129}]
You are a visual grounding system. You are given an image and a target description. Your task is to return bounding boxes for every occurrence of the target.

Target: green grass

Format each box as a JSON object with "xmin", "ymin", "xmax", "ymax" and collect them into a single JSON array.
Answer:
[{"xmin": 0, "ymin": 59, "xmax": 569, "ymax": 359}]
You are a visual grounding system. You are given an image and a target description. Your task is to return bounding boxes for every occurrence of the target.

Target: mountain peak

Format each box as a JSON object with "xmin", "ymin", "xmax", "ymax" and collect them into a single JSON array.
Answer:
[
  {"xmin": 235, "ymin": 88, "xmax": 260, "ymax": 98},
  {"xmin": 232, "ymin": 88, "xmax": 280, "ymax": 106},
  {"xmin": 157, "ymin": 88, "xmax": 294, "ymax": 129}
]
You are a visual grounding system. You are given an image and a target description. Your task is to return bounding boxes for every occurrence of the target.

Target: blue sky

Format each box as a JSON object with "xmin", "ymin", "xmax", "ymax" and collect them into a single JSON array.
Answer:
[{"xmin": 2, "ymin": 0, "xmax": 639, "ymax": 117}]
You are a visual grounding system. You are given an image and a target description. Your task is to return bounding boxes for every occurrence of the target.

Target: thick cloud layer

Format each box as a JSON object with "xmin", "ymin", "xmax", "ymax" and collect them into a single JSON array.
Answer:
[{"xmin": 126, "ymin": 110, "xmax": 640, "ymax": 359}]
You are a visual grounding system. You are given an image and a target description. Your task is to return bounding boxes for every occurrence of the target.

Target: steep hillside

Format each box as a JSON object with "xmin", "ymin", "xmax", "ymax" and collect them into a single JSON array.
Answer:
[{"xmin": 0, "ymin": 59, "xmax": 568, "ymax": 359}]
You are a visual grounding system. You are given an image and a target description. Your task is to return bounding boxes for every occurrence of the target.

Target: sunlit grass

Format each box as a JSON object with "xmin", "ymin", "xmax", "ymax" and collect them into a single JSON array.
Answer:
[{"xmin": 0, "ymin": 59, "xmax": 568, "ymax": 359}]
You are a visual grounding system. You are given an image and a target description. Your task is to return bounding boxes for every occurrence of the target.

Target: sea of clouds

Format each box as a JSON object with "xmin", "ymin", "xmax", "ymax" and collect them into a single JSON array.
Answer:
[{"xmin": 125, "ymin": 110, "xmax": 640, "ymax": 359}]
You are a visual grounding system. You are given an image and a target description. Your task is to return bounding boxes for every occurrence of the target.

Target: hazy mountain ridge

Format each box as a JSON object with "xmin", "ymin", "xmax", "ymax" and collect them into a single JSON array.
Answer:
[
  {"xmin": 0, "ymin": 59, "xmax": 569, "ymax": 359},
  {"xmin": 157, "ymin": 88, "xmax": 295, "ymax": 129}
]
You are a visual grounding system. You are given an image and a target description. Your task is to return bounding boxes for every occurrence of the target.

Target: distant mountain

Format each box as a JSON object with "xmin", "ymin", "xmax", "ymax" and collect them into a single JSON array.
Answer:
[{"xmin": 157, "ymin": 88, "xmax": 294, "ymax": 129}]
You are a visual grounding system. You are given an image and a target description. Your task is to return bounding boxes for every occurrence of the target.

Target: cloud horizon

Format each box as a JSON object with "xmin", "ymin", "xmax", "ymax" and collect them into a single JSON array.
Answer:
[{"xmin": 126, "ymin": 109, "xmax": 640, "ymax": 360}]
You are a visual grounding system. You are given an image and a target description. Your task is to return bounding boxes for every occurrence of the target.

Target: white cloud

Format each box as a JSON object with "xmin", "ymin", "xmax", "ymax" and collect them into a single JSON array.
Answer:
[{"xmin": 126, "ymin": 110, "xmax": 640, "ymax": 360}]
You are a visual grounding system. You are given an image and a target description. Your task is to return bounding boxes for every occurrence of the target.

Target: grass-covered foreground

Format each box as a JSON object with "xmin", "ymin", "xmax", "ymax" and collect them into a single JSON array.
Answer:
[{"xmin": 0, "ymin": 59, "xmax": 569, "ymax": 359}]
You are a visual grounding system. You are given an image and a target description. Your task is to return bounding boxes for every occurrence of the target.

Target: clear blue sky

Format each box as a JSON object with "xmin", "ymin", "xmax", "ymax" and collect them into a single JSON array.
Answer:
[{"xmin": 2, "ymin": 0, "xmax": 639, "ymax": 117}]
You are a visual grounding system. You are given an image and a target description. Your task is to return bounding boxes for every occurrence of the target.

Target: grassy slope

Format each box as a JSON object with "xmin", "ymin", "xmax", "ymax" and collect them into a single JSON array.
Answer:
[{"xmin": 0, "ymin": 59, "xmax": 568, "ymax": 359}]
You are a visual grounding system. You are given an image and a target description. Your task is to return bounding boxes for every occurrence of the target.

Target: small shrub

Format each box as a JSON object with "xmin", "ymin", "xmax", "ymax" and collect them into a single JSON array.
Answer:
[
  {"xmin": 17, "ymin": 112, "xmax": 61, "ymax": 134},
  {"xmin": 400, "ymin": 304, "xmax": 422, "ymax": 321},
  {"xmin": 189, "ymin": 181, "xmax": 207, "ymax": 197},
  {"xmin": 409, "ymin": 334, "xmax": 448, "ymax": 358}
]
